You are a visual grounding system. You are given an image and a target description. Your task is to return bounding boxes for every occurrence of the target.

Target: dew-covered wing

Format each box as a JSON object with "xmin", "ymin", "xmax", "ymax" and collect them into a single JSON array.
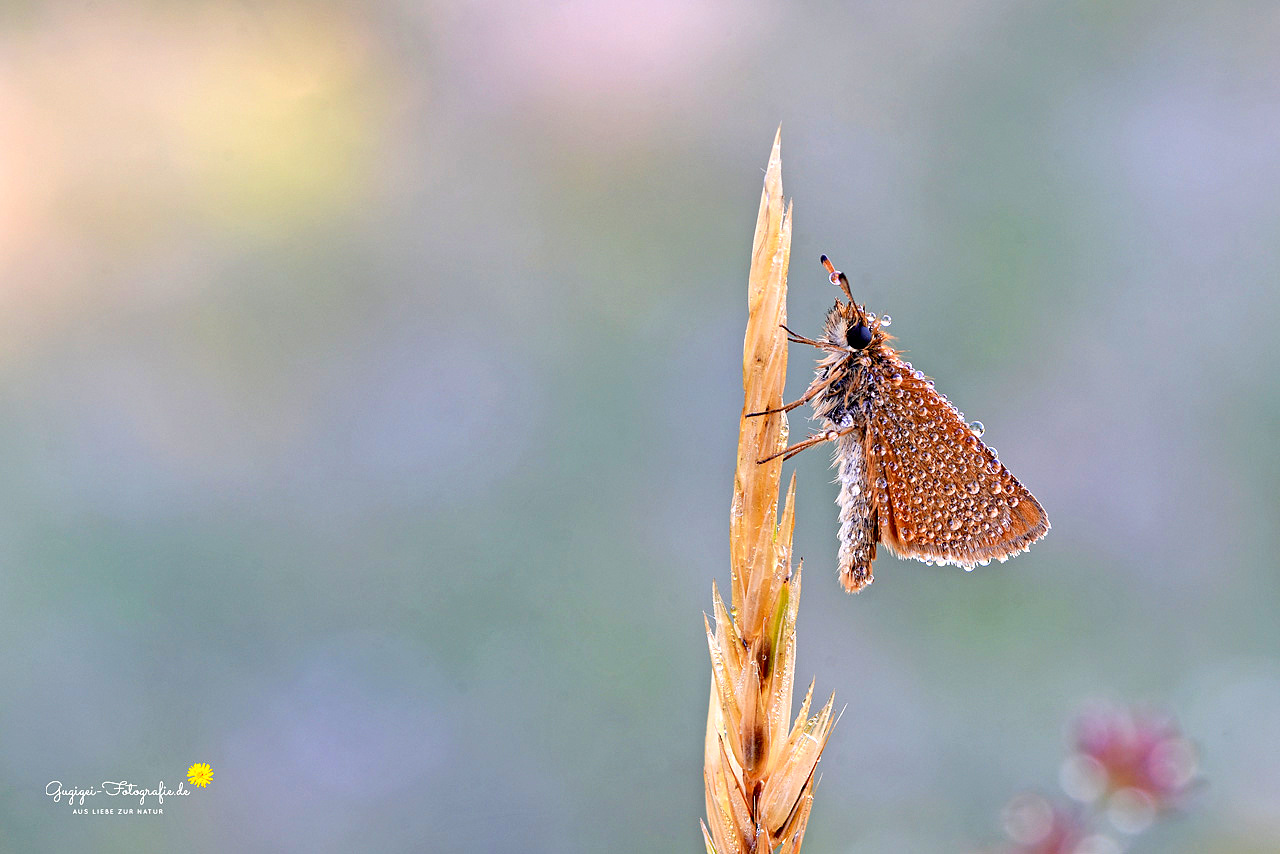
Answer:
[{"xmin": 863, "ymin": 362, "xmax": 1048, "ymax": 569}]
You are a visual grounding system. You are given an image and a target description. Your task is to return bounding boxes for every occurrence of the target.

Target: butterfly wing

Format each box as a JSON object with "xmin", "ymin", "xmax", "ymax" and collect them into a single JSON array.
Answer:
[{"xmin": 864, "ymin": 362, "xmax": 1049, "ymax": 569}]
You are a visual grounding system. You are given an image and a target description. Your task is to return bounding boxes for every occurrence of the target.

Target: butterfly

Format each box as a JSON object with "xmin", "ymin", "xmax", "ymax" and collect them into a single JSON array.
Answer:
[{"xmin": 751, "ymin": 256, "xmax": 1049, "ymax": 592}]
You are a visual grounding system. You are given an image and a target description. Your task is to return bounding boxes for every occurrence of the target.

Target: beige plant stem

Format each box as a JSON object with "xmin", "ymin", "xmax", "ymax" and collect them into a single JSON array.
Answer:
[{"xmin": 702, "ymin": 130, "xmax": 836, "ymax": 854}]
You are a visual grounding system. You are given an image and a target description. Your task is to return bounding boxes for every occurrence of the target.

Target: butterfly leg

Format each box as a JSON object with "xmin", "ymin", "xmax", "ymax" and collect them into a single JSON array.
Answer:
[
  {"xmin": 756, "ymin": 424, "xmax": 858, "ymax": 465},
  {"xmin": 780, "ymin": 324, "xmax": 845, "ymax": 352},
  {"xmin": 744, "ymin": 373, "xmax": 837, "ymax": 418}
]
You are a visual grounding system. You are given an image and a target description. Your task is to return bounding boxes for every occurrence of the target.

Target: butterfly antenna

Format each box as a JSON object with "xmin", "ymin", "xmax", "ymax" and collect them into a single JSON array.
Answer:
[{"xmin": 820, "ymin": 254, "xmax": 855, "ymax": 302}]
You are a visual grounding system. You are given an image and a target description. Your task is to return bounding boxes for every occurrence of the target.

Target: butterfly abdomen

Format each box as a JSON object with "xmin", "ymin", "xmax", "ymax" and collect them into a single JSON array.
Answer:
[{"xmin": 833, "ymin": 428, "xmax": 876, "ymax": 591}]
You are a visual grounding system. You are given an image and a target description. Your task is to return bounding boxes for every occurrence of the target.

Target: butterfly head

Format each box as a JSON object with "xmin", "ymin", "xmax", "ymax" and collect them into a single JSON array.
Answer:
[{"xmin": 820, "ymin": 254, "xmax": 891, "ymax": 353}]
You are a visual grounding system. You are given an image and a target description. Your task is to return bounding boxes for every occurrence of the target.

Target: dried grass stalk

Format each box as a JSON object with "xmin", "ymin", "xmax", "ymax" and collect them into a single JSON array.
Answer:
[{"xmin": 702, "ymin": 129, "xmax": 836, "ymax": 854}]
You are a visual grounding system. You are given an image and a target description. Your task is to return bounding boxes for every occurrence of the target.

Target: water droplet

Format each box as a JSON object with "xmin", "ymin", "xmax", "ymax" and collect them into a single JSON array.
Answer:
[
  {"xmin": 912, "ymin": 370, "xmax": 925, "ymax": 380},
  {"xmin": 1060, "ymin": 753, "xmax": 1108, "ymax": 803},
  {"xmin": 890, "ymin": 373, "xmax": 903, "ymax": 385},
  {"xmin": 1108, "ymin": 787, "xmax": 1157, "ymax": 835},
  {"xmin": 967, "ymin": 481, "xmax": 981, "ymax": 495},
  {"xmin": 1075, "ymin": 834, "xmax": 1122, "ymax": 854},
  {"xmin": 949, "ymin": 518, "xmax": 963, "ymax": 531},
  {"xmin": 1149, "ymin": 737, "xmax": 1198, "ymax": 789},
  {"xmin": 876, "ymin": 477, "xmax": 888, "ymax": 489},
  {"xmin": 964, "ymin": 565, "xmax": 975, "ymax": 573},
  {"xmin": 849, "ymin": 484, "xmax": 861, "ymax": 496},
  {"xmin": 1008, "ymin": 497, "xmax": 1019, "ymax": 508},
  {"xmin": 880, "ymin": 314, "xmax": 892, "ymax": 327},
  {"xmin": 1003, "ymin": 793, "xmax": 1055, "ymax": 845},
  {"xmin": 872, "ymin": 443, "xmax": 884, "ymax": 456},
  {"xmin": 866, "ymin": 311, "xmax": 877, "ymax": 322},
  {"xmin": 968, "ymin": 420, "xmax": 985, "ymax": 437}
]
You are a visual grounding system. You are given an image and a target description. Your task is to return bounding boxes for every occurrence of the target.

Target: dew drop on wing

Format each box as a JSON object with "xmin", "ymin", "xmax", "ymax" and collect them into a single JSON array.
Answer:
[
  {"xmin": 880, "ymin": 314, "xmax": 892, "ymax": 327},
  {"xmin": 968, "ymin": 420, "xmax": 985, "ymax": 437}
]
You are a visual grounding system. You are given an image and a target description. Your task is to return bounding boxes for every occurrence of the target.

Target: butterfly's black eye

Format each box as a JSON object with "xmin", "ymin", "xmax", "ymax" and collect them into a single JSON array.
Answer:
[{"xmin": 846, "ymin": 324, "xmax": 873, "ymax": 349}]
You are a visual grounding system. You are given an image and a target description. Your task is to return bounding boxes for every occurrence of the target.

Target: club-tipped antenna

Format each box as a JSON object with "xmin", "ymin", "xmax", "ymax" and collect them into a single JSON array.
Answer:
[{"xmin": 819, "ymin": 254, "xmax": 855, "ymax": 302}]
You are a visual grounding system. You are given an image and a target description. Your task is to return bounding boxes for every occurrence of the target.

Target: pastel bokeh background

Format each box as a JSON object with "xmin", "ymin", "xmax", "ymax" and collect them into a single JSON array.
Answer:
[{"xmin": 2, "ymin": 2, "xmax": 1278, "ymax": 852}]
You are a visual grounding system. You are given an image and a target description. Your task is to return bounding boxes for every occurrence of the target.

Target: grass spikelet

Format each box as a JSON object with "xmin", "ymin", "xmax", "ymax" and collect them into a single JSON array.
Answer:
[{"xmin": 702, "ymin": 129, "xmax": 836, "ymax": 854}]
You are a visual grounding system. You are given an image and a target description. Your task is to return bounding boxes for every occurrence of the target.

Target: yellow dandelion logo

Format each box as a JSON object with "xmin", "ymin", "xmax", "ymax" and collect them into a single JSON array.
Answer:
[{"xmin": 187, "ymin": 763, "xmax": 213, "ymax": 788}]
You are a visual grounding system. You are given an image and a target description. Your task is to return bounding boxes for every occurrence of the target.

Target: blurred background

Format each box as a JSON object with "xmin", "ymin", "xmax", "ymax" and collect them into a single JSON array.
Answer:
[{"xmin": 1, "ymin": 1, "xmax": 1278, "ymax": 852}]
